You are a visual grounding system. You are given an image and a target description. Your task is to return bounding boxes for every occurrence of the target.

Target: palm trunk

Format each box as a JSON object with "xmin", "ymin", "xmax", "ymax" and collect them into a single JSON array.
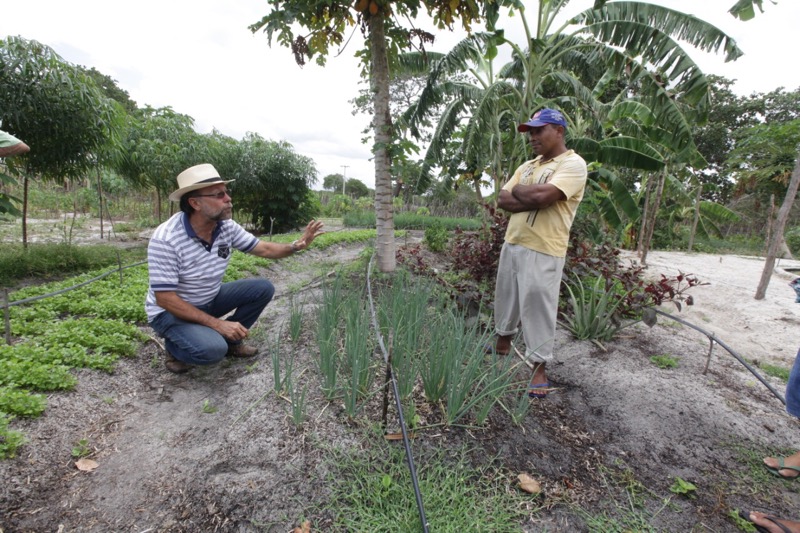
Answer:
[
  {"xmin": 369, "ymin": 13, "xmax": 395, "ymax": 272},
  {"xmin": 640, "ymin": 171, "xmax": 666, "ymax": 266},
  {"xmin": 755, "ymin": 151, "xmax": 800, "ymax": 300},
  {"xmin": 687, "ymin": 184, "xmax": 701, "ymax": 252},
  {"xmin": 637, "ymin": 174, "xmax": 654, "ymax": 255}
]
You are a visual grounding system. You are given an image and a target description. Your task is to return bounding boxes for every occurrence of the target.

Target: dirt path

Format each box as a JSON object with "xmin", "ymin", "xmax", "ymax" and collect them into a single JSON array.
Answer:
[{"xmin": 2, "ymin": 243, "xmax": 800, "ymax": 532}]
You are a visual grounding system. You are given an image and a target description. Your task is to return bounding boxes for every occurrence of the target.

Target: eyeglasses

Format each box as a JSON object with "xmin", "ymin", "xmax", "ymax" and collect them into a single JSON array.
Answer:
[{"xmin": 191, "ymin": 190, "xmax": 231, "ymax": 200}]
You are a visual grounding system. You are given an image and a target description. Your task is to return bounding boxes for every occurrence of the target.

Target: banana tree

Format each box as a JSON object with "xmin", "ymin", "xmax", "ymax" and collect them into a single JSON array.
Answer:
[{"xmin": 404, "ymin": 1, "xmax": 742, "ymax": 231}]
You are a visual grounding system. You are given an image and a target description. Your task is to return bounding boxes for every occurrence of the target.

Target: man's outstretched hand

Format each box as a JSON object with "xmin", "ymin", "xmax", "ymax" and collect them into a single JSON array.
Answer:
[{"xmin": 294, "ymin": 219, "xmax": 325, "ymax": 250}]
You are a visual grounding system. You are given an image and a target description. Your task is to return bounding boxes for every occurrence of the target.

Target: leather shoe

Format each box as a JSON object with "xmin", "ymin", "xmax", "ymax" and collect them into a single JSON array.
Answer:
[
  {"xmin": 227, "ymin": 343, "xmax": 258, "ymax": 358},
  {"xmin": 165, "ymin": 352, "xmax": 191, "ymax": 374}
]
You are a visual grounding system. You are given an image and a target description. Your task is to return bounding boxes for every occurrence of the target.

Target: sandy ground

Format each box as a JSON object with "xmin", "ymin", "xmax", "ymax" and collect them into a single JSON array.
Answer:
[
  {"xmin": 1, "ymin": 239, "xmax": 800, "ymax": 532},
  {"xmin": 627, "ymin": 250, "xmax": 800, "ymax": 369}
]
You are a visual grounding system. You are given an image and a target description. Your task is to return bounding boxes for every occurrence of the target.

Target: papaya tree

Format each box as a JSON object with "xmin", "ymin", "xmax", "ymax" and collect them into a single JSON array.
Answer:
[{"xmin": 249, "ymin": 0, "xmax": 521, "ymax": 272}]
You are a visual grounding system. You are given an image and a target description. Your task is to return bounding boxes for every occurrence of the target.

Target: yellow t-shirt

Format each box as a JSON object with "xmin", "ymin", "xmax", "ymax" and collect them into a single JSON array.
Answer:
[{"xmin": 502, "ymin": 150, "xmax": 587, "ymax": 257}]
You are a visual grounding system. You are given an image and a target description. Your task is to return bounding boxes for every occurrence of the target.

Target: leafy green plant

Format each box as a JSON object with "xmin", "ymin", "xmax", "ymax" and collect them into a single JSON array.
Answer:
[
  {"xmin": 650, "ymin": 354, "xmax": 679, "ymax": 369},
  {"xmin": 0, "ymin": 414, "xmax": 26, "ymax": 459},
  {"xmin": 509, "ymin": 386, "xmax": 532, "ymax": 426},
  {"xmin": 423, "ymin": 220, "xmax": 449, "ymax": 252},
  {"xmin": 0, "ymin": 387, "xmax": 47, "ymax": 417},
  {"xmin": 71, "ymin": 438, "xmax": 91, "ymax": 458},
  {"xmin": 376, "ymin": 271, "xmax": 429, "ymax": 401},
  {"xmin": 201, "ymin": 399, "xmax": 218, "ymax": 414},
  {"xmin": 669, "ymin": 477, "xmax": 697, "ymax": 498},
  {"xmin": 316, "ymin": 276, "xmax": 344, "ymax": 400}
]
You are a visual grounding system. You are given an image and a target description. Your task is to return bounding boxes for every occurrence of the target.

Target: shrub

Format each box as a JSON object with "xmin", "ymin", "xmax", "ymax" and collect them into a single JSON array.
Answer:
[
  {"xmin": 423, "ymin": 221, "xmax": 449, "ymax": 252},
  {"xmin": 786, "ymin": 227, "xmax": 800, "ymax": 256}
]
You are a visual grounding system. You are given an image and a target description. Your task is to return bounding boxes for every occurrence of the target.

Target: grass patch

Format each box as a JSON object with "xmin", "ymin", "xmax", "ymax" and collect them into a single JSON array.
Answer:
[
  {"xmin": 649, "ymin": 354, "xmax": 679, "ymax": 369},
  {"xmin": 0, "ymin": 243, "xmax": 146, "ymax": 287},
  {"xmin": 320, "ymin": 436, "xmax": 533, "ymax": 532},
  {"xmin": 757, "ymin": 362, "xmax": 790, "ymax": 382},
  {"xmin": 723, "ymin": 441, "xmax": 800, "ymax": 499}
]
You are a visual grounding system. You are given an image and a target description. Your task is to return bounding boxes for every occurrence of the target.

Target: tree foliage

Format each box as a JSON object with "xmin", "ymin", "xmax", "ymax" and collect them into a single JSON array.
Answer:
[
  {"xmin": 0, "ymin": 36, "xmax": 121, "ymax": 181},
  {"xmin": 231, "ymin": 133, "xmax": 318, "ymax": 233},
  {"xmin": 249, "ymin": 0, "xmax": 520, "ymax": 272}
]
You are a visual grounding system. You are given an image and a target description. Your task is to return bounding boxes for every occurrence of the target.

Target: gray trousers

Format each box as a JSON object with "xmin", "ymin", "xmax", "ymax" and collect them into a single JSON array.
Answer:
[{"xmin": 493, "ymin": 243, "xmax": 564, "ymax": 363}]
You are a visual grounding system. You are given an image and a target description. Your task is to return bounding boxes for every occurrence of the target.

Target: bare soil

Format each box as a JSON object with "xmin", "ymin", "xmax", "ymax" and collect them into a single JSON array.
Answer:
[{"xmin": 2, "ymin": 232, "xmax": 800, "ymax": 532}]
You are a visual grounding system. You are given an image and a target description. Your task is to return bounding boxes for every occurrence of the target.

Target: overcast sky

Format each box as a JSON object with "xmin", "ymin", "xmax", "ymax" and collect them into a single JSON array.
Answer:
[{"xmin": 3, "ymin": 1, "xmax": 799, "ymax": 189}]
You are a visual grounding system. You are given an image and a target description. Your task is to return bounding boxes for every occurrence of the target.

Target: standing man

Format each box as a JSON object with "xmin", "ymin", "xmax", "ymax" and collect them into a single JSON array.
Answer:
[
  {"xmin": 0, "ymin": 129, "xmax": 30, "ymax": 158},
  {"xmin": 146, "ymin": 163, "xmax": 323, "ymax": 374},
  {"xmin": 490, "ymin": 109, "xmax": 587, "ymax": 398}
]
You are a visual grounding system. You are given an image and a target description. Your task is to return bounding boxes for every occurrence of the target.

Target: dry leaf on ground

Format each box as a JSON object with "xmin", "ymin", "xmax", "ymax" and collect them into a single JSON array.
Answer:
[
  {"xmin": 517, "ymin": 473, "xmax": 541, "ymax": 494},
  {"xmin": 75, "ymin": 458, "xmax": 99, "ymax": 472},
  {"xmin": 293, "ymin": 520, "xmax": 311, "ymax": 533}
]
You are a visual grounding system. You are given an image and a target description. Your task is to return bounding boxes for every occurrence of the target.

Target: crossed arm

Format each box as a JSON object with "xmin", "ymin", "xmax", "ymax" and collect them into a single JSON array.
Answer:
[{"xmin": 497, "ymin": 183, "xmax": 566, "ymax": 213}]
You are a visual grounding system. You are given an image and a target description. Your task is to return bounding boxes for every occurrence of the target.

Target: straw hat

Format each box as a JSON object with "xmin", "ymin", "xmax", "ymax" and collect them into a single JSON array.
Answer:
[{"xmin": 169, "ymin": 164, "xmax": 234, "ymax": 201}]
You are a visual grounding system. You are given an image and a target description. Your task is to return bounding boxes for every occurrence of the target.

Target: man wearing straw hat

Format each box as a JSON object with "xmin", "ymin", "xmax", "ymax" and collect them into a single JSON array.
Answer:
[{"xmin": 146, "ymin": 163, "xmax": 323, "ymax": 374}]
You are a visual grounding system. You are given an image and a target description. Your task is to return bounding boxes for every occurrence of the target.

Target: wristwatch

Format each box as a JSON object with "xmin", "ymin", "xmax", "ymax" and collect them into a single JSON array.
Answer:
[{"xmin": 290, "ymin": 240, "xmax": 301, "ymax": 253}]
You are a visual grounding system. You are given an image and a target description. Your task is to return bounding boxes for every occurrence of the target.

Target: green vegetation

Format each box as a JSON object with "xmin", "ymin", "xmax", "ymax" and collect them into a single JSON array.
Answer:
[
  {"xmin": 320, "ymin": 438, "xmax": 532, "ymax": 532},
  {"xmin": 71, "ymin": 438, "xmax": 91, "ymax": 458},
  {"xmin": 0, "ymin": 230, "xmax": 377, "ymax": 458},
  {"xmin": 756, "ymin": 361, "xmax": 790, "ymax": 382},
  {"xmin": 201, "ymin": 399, "xmax": 218, "ymax": 414},
  {"xmin": 0, "ymin": 243, "xmax": 146, "ymax": 287},
  {"xmin": 560, "ymin": 276, "xmax": 637, "ymax": 344},
  {"xmin": 650, "ymin": 354, "xmax": 680, "ymax": 369},
  {"xmin": 423, "ymin": 220, "xmax": 449, "ymax": 252},
  {"xmin": 317, "ymin": 270, "xmax": 523, "ymax": 427},
  {"xmin": 669, "ymin": 477, "xmax": 697, "ymax": 498}
]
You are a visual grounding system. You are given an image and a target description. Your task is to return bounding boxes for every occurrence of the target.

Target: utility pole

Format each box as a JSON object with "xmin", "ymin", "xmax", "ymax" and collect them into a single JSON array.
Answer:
[{"xmin": 341, "ymin": 165, "xmax": 349, "ymax": 196}]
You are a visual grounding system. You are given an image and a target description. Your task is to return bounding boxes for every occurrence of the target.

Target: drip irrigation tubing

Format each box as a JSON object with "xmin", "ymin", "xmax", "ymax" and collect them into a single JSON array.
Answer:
[
  {"xmin": 653, "ymin": 308, "xmax": 786, "ymax": 405},
  {"xmin": 365, "ymin": 253, "xmax": 429, "ymax": 533}
]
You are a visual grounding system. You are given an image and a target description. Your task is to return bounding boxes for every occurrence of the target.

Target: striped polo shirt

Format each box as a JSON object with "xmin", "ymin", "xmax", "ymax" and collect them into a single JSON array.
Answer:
[{"xmin": 145, "ymin": 212, "xmax": 259, "ymax": 321}]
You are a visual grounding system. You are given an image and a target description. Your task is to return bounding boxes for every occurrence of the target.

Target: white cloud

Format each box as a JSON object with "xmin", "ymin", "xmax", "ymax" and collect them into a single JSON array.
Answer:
[{"xmin": 3, "ymin": 1, "xmax": 799, "ymax": 190}]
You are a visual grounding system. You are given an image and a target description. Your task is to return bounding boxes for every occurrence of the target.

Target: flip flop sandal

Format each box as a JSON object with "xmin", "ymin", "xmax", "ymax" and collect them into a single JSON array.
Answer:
[
  {"xmin": 765, "ymin": 457, "xmax": 800, "ymax": 480},
  {"xmin": 738, "ymin": 510, "xmax": 793, "ymax": 533},
  {"xmin": 528, "ymin": 382, "xmax": 551, "ymax": 399}
]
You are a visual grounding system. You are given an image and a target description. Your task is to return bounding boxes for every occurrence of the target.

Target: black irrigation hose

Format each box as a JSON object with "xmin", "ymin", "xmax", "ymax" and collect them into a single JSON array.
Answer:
[
  {"xmin": 366, "ymin": 253, "xmax": 429, "ymax": 533},
  {"xmin": 653, "ymin": 308, "xmax": 787, "ymax": 405}
]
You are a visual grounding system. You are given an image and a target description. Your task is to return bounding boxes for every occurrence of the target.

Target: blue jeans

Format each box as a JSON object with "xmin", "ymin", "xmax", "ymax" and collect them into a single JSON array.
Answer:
[
  {"xmin": 787, "ymin": 348, "xmax": 800, "ymax": 418},
  {"xmin": 149, "ymin": 279, "xmax": 274, "ymax": 365}
]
